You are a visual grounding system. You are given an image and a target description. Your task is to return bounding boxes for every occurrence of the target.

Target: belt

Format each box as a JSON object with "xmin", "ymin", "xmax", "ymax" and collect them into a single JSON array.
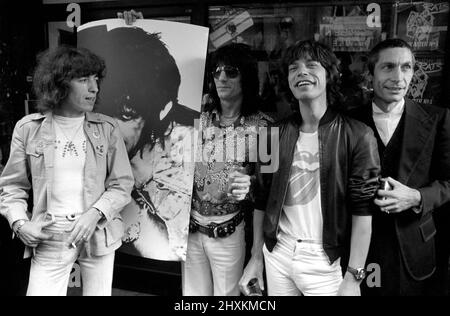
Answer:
[
  {"xmin": 44, "ymin": 213, "xmax": 81, "ymax": 222},
  {"xmin": 42, "ymin": 213, "xmax": 81, "ymax": 243},
  {"xmin": 296, "ymin": 239, "xmax": 322, "ymax": 244},
  {"xmin": 189, "ymin": 211, "xmax": 244, "ymax": 238}
]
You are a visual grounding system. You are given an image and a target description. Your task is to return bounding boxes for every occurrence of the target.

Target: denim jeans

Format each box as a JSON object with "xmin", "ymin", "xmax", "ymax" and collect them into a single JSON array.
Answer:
[
  {"xmin": 182, "ymin": 222, "xmax": 245, "ymax": 296},
  {"xmin": 26, "ymin": 213, "xmax": 115, "ymax": 296},
  {"xmin": 263, "ymin": 233, "xmax": 343, "ymax": 296}
]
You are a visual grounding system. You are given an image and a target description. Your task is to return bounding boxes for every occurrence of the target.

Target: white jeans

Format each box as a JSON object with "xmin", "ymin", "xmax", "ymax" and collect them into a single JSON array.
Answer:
[
  {"xmin": 26, "ymin": 214, "xmax": 115, "ymax": 296},
  {"xmin": 182, "ymin": 222, "xmax": 245, "ymax": 296},
  {"xmin": 263, "ymin": 233, "xmax": 343, "ymax": 296}
]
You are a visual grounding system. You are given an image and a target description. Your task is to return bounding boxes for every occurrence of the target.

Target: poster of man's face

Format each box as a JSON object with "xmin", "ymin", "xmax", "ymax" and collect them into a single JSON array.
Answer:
[{"xmin": 77, "ymin": 19, "xmax": 209, "ymax": 261}]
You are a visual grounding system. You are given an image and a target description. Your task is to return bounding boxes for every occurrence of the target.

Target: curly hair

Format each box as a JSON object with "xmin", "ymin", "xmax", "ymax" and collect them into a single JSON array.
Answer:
[
  {"xmin": 368, "ymin": 38, "xmax": 415, "ymax": 75},
  {"xmin": 281, "ymin": 40, "xmax": 342, "ymax": 110},
  {"xmin": 32, "ymin": 46, "xmax": 105, "ymax": 112},
  {"xmin": 205, "ymin": 43, "xmax": 260, "ymax": 117}
]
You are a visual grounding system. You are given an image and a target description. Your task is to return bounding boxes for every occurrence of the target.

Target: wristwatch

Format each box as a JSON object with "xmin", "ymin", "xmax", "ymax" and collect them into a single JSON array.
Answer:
[
  {"xmin": 13, "ymin": 219, "xmax": 28, "ymax": 235},
  {"xmin": 347, "ymin": 266, "xmax": 366, "ymax": 281}
]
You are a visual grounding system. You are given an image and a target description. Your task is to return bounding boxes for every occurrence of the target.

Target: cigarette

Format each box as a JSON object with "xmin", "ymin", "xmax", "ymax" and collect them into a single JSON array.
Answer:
[{"xmin": 71, "ymin": 242, "xmax": 77, "ymax": 249}]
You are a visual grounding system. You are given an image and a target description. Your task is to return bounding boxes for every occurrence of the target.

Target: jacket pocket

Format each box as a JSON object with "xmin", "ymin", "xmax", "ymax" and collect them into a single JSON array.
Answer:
[
  {"xmin": 105, "ymin": 217, "xmax": 124, "ymax": 247},
  {"xmin": 419, "ymin": 215, "xmax": 436, "ymax": 243},
  {"xmin": 25, "ymin": 142, "xmax": 45, "ymax": 174},
  {"xmin": 25, "ymin": 143, "xmax": 44, "ymax": 158}
]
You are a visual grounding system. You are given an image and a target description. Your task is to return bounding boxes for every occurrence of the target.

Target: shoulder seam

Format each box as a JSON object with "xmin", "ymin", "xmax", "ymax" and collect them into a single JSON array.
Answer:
[{"xmin": 17, "ymin": 114, "xmax": 45, "ymax": 128}]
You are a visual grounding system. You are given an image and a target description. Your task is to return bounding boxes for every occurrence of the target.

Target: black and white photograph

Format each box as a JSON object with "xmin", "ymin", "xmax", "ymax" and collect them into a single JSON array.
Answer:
[{"xmin": 0, "ymin": 0, "xmax": 450, "ymax": 302}]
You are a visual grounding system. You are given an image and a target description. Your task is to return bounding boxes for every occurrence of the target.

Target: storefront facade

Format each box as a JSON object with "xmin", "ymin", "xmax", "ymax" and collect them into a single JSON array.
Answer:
[{"xmin": 1, "ymin": 0, "xmax": 449, "ymax": 295}]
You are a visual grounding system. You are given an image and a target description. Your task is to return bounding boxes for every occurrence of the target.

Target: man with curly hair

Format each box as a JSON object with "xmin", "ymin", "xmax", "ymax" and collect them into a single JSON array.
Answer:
[{"xmin": 0, "ymin": 46, "xmax": 134, "ymax": 296}]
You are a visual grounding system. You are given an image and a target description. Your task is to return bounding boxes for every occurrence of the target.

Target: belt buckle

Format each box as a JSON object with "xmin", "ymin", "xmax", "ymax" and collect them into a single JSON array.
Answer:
[
  {"xmin": 208, "ymin": 223, "xmax": 219, "ymax": 238},
  {"xmin": 67, "ymin": 214, "xmax": 77, "ymax": 221}
]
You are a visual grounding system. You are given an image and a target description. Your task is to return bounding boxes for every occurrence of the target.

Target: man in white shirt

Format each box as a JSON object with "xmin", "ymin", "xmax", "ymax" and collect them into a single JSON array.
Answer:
[{"xmin": 351, "ymin": 38, "xmax": 450, "ymax": 295}]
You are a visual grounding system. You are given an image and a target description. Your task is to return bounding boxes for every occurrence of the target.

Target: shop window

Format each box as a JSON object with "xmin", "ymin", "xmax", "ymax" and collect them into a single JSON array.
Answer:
[
  {"xmin": 208, "ymin": 1, "xmax": 448, "ymax": 118},
  {"xmin": 394, "ymin": 2, "xmax": 449, "ymax": 106}
]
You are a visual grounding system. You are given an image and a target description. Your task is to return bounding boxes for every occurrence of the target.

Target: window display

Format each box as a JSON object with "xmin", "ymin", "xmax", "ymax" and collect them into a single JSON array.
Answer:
[{"xmin": 208, "ymin": 2, "xmax": 448, "ymax": 116}]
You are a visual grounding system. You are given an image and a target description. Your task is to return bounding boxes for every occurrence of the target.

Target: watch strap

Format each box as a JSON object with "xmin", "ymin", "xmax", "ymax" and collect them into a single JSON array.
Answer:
[
  {"xmin": 347, "ymin": 266, "xmax": 366, "ymax": 280},
  {"xmin": 347, "ymin": 266, "xmax": 358, "ymax": 275}
]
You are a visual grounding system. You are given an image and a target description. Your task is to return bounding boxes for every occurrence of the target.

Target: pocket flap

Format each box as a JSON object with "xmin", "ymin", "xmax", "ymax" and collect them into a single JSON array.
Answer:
[
  {"xmin": 419, "ymin": 215, "xmax": 436, "ymax": 243},
  {"xmin": 25, "ymin": 142, "xmax": 43, "ymax": 157}
]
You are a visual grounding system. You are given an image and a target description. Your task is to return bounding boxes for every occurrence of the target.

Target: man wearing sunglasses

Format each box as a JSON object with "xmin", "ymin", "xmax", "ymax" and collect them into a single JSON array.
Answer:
[
  {"xmin": 183, "ymin": 43, "xmax": 273, "ymax": 296},
  {"xmin": 240, "ymin": 40, "xmax": 380, "ymax": 296},
  {"xmin": 118, "ymin": 11, "xmax": 272, "ymax": 295},
  {"xmin": 212, "ymin": 65, "xmax": 240, "ymax": 79}
]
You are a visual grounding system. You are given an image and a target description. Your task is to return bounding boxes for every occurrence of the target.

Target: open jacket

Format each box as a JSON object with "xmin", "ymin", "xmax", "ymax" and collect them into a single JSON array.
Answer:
[
  {"xmin": 0, "ymin": 112, "xmax": 134, "ymax": 258},
  {"xmin": 255, "ymin": 108, "xmax": 381, "ymax": 264},
  {"xmin": 350, "ymin": 99, "xmax": 450, "ymax": 280}
]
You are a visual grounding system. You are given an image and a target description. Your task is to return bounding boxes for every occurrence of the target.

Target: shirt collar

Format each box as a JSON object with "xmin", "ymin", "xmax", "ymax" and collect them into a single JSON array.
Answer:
[{"xmin": 372, "ymin": 99, "xmax": 405, "ymax": 116}]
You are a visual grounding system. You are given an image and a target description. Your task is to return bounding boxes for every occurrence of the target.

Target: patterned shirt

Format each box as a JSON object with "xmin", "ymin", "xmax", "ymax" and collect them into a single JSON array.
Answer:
[{"xmin": 193, "ymin": 110, "xmax": 273, "ymax": 218}]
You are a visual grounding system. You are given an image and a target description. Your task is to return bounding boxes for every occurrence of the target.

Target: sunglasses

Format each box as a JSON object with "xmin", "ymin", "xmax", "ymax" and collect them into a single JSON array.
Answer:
[{"xmin": 212, "ymin": 65, "xmax": 240, "ymax": 79}]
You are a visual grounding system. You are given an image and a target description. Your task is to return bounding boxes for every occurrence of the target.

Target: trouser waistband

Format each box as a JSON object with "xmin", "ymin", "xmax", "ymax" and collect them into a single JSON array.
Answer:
[
  {"xmin": 43, "ymin": 212, "xmax": 82, "ymax": 222},
  {"xmin": 278, "ymin": 232, "xmax": 322, "ymax": 246},
  {"xmin": 189, "ymin": 211, "xmax": 244, "ymax": 238}
]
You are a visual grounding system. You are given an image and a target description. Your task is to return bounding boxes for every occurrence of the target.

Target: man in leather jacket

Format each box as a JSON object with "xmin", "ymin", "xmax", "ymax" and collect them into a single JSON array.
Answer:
[{"xmin": 239, "ymin": 40, "xmax": 380, "ymax": 296}]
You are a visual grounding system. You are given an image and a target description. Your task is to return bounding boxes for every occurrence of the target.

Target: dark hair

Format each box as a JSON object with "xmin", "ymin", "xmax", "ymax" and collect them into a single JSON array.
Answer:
[
  {"xmin": 33, "ymin": 46, "xmax": 105, "ymax": 112},
  {"xmin": 281, "ymin": 40, "xmax": 342, "ymax": 110},
  {"xmin": 205, "ymin": 43, "xmax": 260, "ymax": 117},
  {"xmin": 89, "ymin": 27, "xmax": 182, "ymax": 157},
  {"xmin": 99, "ymin": 28, "xmax": 181, "ymax": 119},
  {"xmin": 368, "ymin": 38, "xmax": 415, "ymax": 75}
]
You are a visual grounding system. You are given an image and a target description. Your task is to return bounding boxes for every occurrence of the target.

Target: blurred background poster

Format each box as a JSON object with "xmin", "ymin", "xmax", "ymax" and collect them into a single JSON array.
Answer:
[
  {"xmin": 209, "ymin": 9, "xmax": 254, "ymax": 48},
  {"xmin": 78, "ymin": 19, "xmax": 209, "ymax": 261},
  {"xmin": 394, "ymin": 2, "xmax": 448, "ymax": 105},
  {"xmin": 319, "ymin": 15, "xmax": 382, "ymax": 52},
  {"xmin": 395, "ymin": 2, "xmax": 448, "ymax": 52},
  {"xmin": 408, "ymin": 55, "xmax": 444, "ymax": 105}
]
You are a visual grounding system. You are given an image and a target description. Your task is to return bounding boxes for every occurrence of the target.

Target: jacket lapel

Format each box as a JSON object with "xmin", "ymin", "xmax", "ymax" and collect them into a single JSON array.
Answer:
[
  {"xmin": 275, "ymin": 116, "xmax": 300, "ymax": 207},
  {"xmin": 40, "ymin": 112, "xmax": 55, "ymax": 168},
  {"xmin": 84, "ymin": 112, "xmax": 105, "ymax": 158},
  {"xmin": 282, "ymin": 119, "xmax": 299, "ymax": 171},
  {"xmin": 397, "ymin": 99, "xmax": 434, "ymax": 185}
]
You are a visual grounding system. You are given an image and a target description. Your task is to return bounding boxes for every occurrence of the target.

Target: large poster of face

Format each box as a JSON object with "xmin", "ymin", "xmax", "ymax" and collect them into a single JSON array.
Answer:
[{"xmin": 77, "ymin": 19, "xmax": 209, "ymax": 261}]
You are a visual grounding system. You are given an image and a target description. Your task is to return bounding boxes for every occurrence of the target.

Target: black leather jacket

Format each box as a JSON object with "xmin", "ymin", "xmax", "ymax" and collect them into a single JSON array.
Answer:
[{"xmin": 255, "ymin": 108, "xmax": 381, "ymax": 263}]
